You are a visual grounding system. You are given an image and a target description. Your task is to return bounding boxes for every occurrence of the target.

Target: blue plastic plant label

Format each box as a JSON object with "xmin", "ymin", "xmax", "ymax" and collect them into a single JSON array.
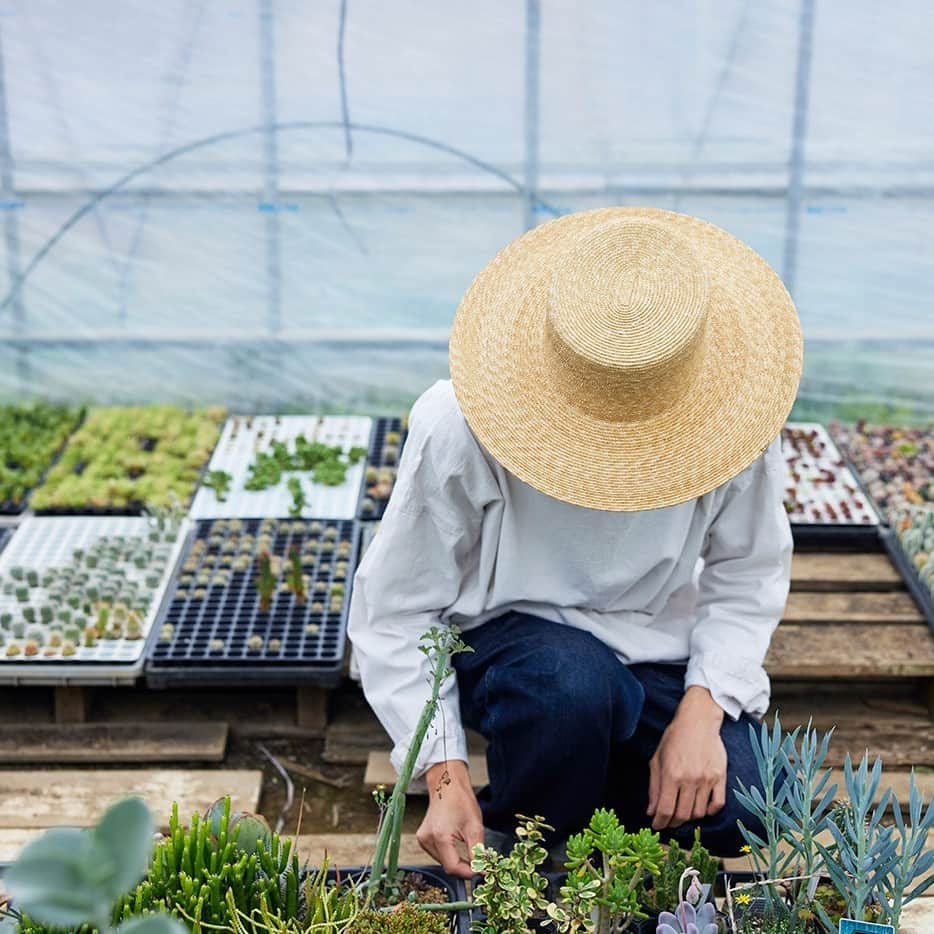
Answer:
[{"xmin": 839, "ymin": 920, "xmax": 895, "ymax": 934}]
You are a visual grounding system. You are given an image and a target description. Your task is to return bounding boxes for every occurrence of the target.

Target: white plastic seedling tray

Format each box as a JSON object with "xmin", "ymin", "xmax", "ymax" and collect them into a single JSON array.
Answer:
[
  {"xmin": 0, "ymin": 516, "xmax": 190, "ymax": 685},
  {"xmin": 782, "ymin": 422, "xmax": 880, "ymax": 526},
  {"xmin": 190, "ymin": 416, "xmax": 373, "ymax": 520}
]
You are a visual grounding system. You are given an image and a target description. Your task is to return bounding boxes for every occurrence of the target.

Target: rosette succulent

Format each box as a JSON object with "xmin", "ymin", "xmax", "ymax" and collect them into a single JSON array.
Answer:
[{"xmin": 656, "ymin": 901, "xmax": 718, "ymax": 934}]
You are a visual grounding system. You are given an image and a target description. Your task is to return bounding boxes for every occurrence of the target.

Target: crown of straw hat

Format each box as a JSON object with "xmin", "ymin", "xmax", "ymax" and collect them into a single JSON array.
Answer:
[{"xmin": 449, "ymin": 206, "xmax": 803, "ymax": 511}]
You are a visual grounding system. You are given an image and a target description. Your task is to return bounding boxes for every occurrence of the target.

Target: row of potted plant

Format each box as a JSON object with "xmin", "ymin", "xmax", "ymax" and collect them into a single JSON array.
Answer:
[
  {"xmin": 830, "ymin": 422, "xmax": 932, "ymax": 525},
  {"xmin": 0, "ymin": 403, "xmax": 83, "ymax": 512},
  {"xmin": 780, "ymin": 426, "xmax": 877, "ymax": 527},
  {"xmin": 29, "ymin": 406, "xmax": 225, "ymax": 513},
  {"xmin": 893, "ymin": 507, "xmax": 934, "ymax": 601},
  {"xmin": 3, "ymin": 625, "xmax": 933, "ymax": 933}
]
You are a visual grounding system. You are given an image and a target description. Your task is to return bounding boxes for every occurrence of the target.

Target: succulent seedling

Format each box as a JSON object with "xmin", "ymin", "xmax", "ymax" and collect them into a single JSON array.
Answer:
[{"xmin": 256, "ymin": 551, "xmax": 276, "ymax": 612}]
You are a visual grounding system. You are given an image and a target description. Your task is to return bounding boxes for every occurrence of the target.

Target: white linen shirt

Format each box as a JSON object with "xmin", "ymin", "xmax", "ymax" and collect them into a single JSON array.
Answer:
[{"xmin": 348, "ymin": 380, "xmax": 792, "ymax": 778}]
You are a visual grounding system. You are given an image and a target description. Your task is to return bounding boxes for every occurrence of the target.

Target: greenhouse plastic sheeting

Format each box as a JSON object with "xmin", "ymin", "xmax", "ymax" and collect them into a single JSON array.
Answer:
[{"xmin": 1, "ymin": 1, "xmax": 932, "ymax": 418}]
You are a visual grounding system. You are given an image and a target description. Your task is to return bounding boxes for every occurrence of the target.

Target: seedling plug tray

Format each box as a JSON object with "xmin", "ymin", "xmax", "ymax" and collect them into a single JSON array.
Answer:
[
  {"xmin": 146, "ymin": 517, "xmax": 359, "ymax": 688},
  {"xmin": 359, "ymin": 416, "xmax": 407, "ymax": 521},
  {"xmin": 190, "ymin": 415, "xmax": 372, "ymax": 520},
  {"xmin": 0, "ymin": 516, "xmax": 190, "ymax": 685},
  {"xmin": 782, "ymin": 423, "xmax": 880, "ymax": 547}
]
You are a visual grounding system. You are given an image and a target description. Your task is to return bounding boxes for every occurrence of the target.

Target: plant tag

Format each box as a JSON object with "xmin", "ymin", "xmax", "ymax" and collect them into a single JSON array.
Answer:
[{"xmin": 839, "ymin": 920, "xmax": 895, "ymax": 934}]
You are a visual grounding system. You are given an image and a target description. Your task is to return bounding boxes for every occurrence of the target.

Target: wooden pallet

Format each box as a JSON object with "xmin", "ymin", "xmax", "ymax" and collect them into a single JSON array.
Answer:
[
  {"xmin": 0, "ymin": 768, "xmax": 263, "ymax": 830},
  {"xmin": 0, "ymin": 722, "xmax": 228, "ymax": 764}
]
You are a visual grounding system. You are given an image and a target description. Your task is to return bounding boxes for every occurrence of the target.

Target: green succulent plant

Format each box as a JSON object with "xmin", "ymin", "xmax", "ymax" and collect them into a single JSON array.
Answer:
[{"xmin": 3, "ymin": 798, "xmax": 183, "ymax": 934}]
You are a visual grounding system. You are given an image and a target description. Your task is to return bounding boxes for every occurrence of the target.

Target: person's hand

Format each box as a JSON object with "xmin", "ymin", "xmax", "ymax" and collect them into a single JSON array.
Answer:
[
  {"xmin": 416, "ymin": 760, "xmax": 484, "ymax": 879},
  {"xmin": 647, "ymin": 685, "xmax": 727, "ymax": 831}
]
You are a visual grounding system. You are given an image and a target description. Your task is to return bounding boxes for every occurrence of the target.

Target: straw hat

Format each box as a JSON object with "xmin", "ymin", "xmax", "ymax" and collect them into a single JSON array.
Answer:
[{"xmin": 449, "ymin": 207, "xmax": 803, "ymax": 511}]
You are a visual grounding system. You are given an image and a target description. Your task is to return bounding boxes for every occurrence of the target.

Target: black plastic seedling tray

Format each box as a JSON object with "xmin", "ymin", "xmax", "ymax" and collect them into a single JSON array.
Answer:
[
  {"xmin": 145, "ymin": 517, "xmax": 359, "ymax": 688},
  {"xmin": 881, "ymin": 528, "xmax": 934, "ymax": 630},
  {"xmin": 358, "ymin": 417, "xmax": 408, "ymax": 521}
]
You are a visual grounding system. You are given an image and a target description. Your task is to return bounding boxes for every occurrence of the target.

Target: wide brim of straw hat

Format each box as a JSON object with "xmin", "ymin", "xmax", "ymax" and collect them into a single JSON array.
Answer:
[{"xmin": 449, "ymin": 207, "xmax": 803, "ymax": 512}]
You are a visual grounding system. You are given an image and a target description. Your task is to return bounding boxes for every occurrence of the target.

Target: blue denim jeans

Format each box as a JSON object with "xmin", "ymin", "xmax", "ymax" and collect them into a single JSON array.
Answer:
[{"xmin": 452, "ymin": 611, "xmax": 761, "ymax": 856}]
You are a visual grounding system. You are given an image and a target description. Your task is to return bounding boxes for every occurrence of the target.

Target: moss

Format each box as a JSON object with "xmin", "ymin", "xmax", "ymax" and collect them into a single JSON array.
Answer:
[{"xmin": 347, "ymin": 903, "xmax": 448, "ymax": 934}]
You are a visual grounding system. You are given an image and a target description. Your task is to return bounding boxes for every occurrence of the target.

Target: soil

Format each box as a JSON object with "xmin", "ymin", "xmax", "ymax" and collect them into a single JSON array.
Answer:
[
  {"xmin": 372, "ymin": 872, "xmax": 449, "ymax": 907},
  {"xmin": 227, "ymin": 733, "xmax": 428, "ymax": 837}
]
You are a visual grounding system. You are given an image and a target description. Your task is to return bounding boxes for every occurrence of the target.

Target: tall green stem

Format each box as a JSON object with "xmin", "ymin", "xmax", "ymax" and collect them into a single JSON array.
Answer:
[{"xmin": 367, "ymin": 627, "xmax": 465, "ymax": 901}]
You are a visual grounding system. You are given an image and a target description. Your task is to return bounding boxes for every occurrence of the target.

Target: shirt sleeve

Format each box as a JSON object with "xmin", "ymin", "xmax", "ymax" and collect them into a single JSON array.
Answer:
[
  {"xmin": 347, "ymin": 385, "xmax": 497, "ymax": 778},
  {"xmin": 685, "ymin": 434, "xmax": 792, "ymax": 720}
]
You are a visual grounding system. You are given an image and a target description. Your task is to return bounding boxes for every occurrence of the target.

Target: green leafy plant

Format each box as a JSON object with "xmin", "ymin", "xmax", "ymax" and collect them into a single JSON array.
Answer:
[
  {"xmin": 30, "ymin": 406, "xmax": 224, "ymax": 511},
  {"xmin": 814, "ymin": 753, "xmax": 932, "ymax": 931},
  {"xmin": 735, "ymin": 716, "xmax": 800, "ymax": 882},
  {"xmin": 287, "ymin": 476, "xmax": 307, "ymax": 517},
  {"xmin": 366, "ymin": 625, "xmax": 473, "ymax": 902},
  {"xmin": 878, "ymin": 770, "xmax": 934, "ymax": 927},
  {"xmin": 470, "ymin": 815, "xmax": 553, "ymax": 934},
  {"xmin": 0, "ymin": 402, "xmax": 81, "ymax": 508},
  {"xmin": 109, "ymin": 796, "xmax": 303, "ymax": 929},
  {"xmin": 345, "ymin": 903, "xmax": 447, "ymax": 934},
  {"xmin": 203, "ymin": 470, "xmax": 233, "ymax": 502},
  {"xmin": 549, "ymin": 809, "xmax": 665, "ymax": 934},
  {"xmin": 244, "ymin": 435, "xmax": 367, "ymax": 493},
  {"xmin": 2, "ymin": 798, "xmax": 183, "ymax": 934}
]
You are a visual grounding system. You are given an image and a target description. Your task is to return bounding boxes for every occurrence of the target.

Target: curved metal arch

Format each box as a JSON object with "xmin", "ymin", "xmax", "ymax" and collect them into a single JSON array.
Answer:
[{"xmin": 1, "ymin": 120, "xmax": 559, "ymax": 311}]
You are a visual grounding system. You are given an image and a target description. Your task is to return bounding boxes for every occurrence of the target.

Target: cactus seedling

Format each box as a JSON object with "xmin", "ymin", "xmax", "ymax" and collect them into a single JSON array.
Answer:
[
  {"xmin": 256, "ymin": 551, "xmax": 276, "ymax": 612},
  {"xmin": 287, "ymin": 546, "xmax": 306, "ymax": 604}
]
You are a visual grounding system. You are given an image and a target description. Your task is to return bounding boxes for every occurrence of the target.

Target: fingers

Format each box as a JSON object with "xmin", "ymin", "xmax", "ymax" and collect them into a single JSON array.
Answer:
[
  {"xmin": 417, "ymin": 818, "xmax": 485, "ymax": 880},
  {"xmin": 651, "ymin": 776, "xmax": 681, "ymax": 830},
  {"xmin": 436, "ymin": 835, "xmax": 474, "ymax": 879},
  {"xmin": 709, "ymin": 775, "xmax": 727, "ymax": 815},
  {"xmin": 672, "ymin": 783, "xmax": 701, "ymax": 827},
  {"xmin": 463, "ymin": 818, "xmax": 485, "ymax": 859},
  {"xmin": 647, "ymin": 754, "xmax": 661, "ymax": 818},
  {"xmin": 691, "ymin": 785, "xmax": 713, "ymax": 822}
]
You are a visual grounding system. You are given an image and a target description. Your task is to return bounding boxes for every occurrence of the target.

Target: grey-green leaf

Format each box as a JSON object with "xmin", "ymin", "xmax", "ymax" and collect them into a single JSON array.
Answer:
[{"xmin": 93, "ymin": 797, "xmax": 154, "ymax": 895}]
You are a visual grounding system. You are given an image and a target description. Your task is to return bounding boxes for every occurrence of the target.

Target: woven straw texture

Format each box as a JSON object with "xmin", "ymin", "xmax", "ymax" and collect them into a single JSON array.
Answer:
[{"xmin": 449, "ymin": 207, "xmax": 803, "ymax": 512}]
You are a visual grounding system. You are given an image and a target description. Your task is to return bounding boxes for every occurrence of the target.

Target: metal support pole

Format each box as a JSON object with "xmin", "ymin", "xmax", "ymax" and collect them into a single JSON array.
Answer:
[
  {"xmin": 0, "ymin": 25, "xmax": 28, "ymax": 391},
  {"xmin": 784, "ymin": 0, "xmax": 816, "ymax": 296},
  {"xmin": 259, "ymin": 0, "xmax": 281, "ymax": 335},
  {"xmin": 524, "ymin": 0, "xmax": 541, "ymax": 231}
]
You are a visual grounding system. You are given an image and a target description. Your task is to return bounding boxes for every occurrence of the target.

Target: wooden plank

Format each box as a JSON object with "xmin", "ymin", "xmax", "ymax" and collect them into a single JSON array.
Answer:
[
  {"xmin": 783, "ymin": 590, "xmax": 923, "ymax": 623},
  {"xmin": 364, "ymin": 751, "xmax": 489, "ymax": 791},
  {"xmin": 292, "ymin": 833, "xmax": 427, "ymax": 868},
  {"xmin": 296, "ymin": 686, "xmax": 330, "ymax": 735},
  {"xmin": 0, "ymin": 769, "xmax": 262, "ymax": 830},
  {"xmin": 791, "ymin": 551, "xmax": 903, "ymax": 591},
  {"xmin": 765, "ymin": 697, "xmax": 934, "ymax": 767},
  {"xmin": 767, "ymin": 624, "xmax": 934, "ymax": 678},
  {"xmin": 323, "ymin": 695, "xmax": 391, "ymax": 765},
  {"xmin": 0, "ymin": 830, "xmax": 432, "ymax": 876},
  {"xmin": 53, "ymin": 686, "xmax": 88, "ymax": 723},
  {"xmin": 0, "ymin": 722, "xmax": 228, "ymax": 764},
  {"xmin": 0, "ymin": 828, "xmax": 38, "ymax": 863},
  {"xmin": 903, "ymin": 898, "xmax": 934, "ymax": 929}
]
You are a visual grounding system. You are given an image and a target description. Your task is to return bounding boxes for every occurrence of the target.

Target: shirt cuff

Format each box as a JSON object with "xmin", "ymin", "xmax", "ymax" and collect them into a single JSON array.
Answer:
[
  {"xmin": 389, "ymin": 721, "xmax": 470, "ymax": 784},
  {"xmin": 684, "ymin": 652, "xmax": 771, "ymax": 721}
]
